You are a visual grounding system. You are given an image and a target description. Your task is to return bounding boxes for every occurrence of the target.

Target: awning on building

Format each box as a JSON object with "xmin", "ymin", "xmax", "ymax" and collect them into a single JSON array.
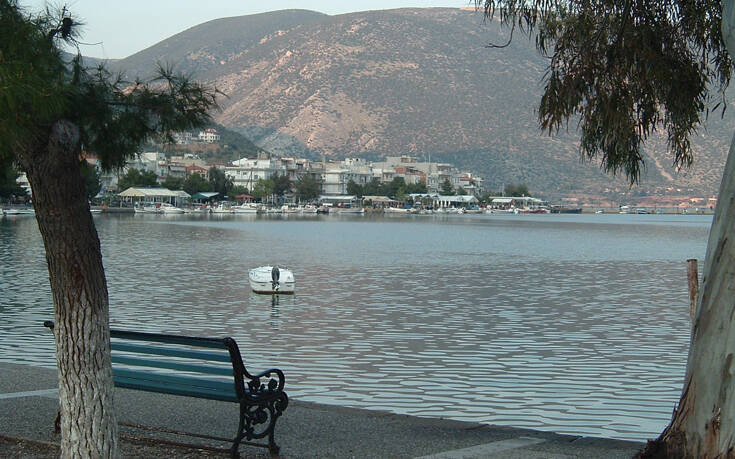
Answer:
[
  {"xmin": 190, "ymin": 192, "xmax": 220, "ymax": 201},
  {"xmin": 319, "ymin": 195, "xmax": 357, "ymax": 203},
  {"xmin": 363, "ymin": 196, "xmax": 396, "ymax": 204},
  {"xmin": 118, "ymin": 187, "xmax": 179, "ymax": 198}
]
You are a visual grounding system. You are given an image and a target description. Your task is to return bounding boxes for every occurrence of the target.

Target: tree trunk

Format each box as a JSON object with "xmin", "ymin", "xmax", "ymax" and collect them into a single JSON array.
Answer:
[
  {"xmin": 639, "ymin": 133, "xmax": 735, "ymax": 458},
  {"xmin": 19, "ymin": 120, "xmax": 118, "ymax": 458},
  {"xmin": 635, "ymin": 4, "xmax": 735, "ymax": 456}
]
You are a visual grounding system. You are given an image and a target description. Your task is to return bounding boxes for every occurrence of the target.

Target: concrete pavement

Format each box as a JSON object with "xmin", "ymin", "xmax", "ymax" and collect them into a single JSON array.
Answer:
[{"xmin": 0, "ymin": 362, "xmax": 644, "ymax": 458}]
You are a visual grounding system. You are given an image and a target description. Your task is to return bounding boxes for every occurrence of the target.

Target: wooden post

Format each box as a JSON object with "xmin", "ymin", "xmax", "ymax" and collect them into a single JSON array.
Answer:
[{"xmin": 687, "ymin": 259, "xmax": 699, "ymax": 322}]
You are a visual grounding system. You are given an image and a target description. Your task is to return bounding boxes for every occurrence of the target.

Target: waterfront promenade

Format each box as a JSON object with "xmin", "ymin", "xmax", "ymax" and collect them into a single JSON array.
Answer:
[{"xmin": 1, "ymin": 362, "xmax": 645, "ymax": 458}]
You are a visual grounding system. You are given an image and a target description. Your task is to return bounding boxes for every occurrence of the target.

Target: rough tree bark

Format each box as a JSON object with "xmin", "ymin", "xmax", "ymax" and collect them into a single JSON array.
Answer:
[
  {"xmin": 650, "ymin": 134, "xmax": 735, "ymax": 458},
  {"xmin": 17, "ymin": 120, "xmax": 118, "ymax": 458},
  {"xmin": 640, "ymin": 3, "xmax": 735, "ymax": 456}
]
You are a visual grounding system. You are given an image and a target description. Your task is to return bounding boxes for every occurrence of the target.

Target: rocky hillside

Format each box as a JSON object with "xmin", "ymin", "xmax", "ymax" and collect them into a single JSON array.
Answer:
[{"xmin": 106, "ymin": 8, "xmax": 734, "ymax": 197}]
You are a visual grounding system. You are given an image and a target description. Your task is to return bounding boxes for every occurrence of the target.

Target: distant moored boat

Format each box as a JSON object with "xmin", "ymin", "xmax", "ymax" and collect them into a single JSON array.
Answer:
[
  {"xmin": 550, "ymin": 206, "xmax": 582, "ymax": 214},
  {"xmin": 248, "ymin": 266, "xmax": 295, "ymax": 294}
]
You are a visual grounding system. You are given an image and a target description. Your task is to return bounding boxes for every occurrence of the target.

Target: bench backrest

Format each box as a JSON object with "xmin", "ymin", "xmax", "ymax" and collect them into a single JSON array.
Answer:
[
  {"xmin": 43, "ymin": 321, "xmax": 249, "ymax": 403},
  {"xmin": 109, "ymin": 328, "xmax": 248, "ymax": 403}
]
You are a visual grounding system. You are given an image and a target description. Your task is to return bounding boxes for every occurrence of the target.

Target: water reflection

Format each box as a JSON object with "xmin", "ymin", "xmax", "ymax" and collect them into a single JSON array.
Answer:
[{"xmin": 0, "ymin": 213, "xmax": 710, "ymax": 441}]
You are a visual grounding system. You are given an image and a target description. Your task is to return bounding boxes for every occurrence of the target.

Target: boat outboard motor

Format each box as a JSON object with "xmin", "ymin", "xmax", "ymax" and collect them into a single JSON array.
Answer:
[{"xmin": 271, "ymin": 266, "xmax": 280, "ymax": 291}]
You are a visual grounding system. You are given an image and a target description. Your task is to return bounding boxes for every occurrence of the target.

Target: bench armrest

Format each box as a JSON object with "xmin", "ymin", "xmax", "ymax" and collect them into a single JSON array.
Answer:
[{"xmin": 244, "ymin": 368, "xmax": 286, "ymax": 398}]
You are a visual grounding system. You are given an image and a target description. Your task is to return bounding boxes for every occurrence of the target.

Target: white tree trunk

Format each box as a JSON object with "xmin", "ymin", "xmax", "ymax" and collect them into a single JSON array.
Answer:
[
  {"xmin": 642, "ymin": 6, "xmax": 735, "ymax": 457},
  {"xmin": 21, "ymin": 120, "xmax": 118, "ymax": 457},
  {"xmin": 656, "ymin": 130, "xmax": 735, "ymax": 457},
  {"xmin": 53, "ymin": 312, "xmax": 118, "ymax": 458}
]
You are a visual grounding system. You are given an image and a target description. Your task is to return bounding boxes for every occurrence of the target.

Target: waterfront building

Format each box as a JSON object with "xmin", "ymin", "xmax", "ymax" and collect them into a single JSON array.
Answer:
[
  {"xmin": 372, "ymin": 156, "xmax": 482, "ymax": 195},
  {"xmin": 113, "ymin": 148, "xmax": 485, "ymax": 200},
  {"xmin": 433, "ymin": 195, "xmax": 479, "ymax": 209},
  {"xmin": 279, "ymin": 157, "xmax": 312, "ymax": 181},
  {"xmin": 455, "ymin": 172, "xmax": 484, "ymax": 195},
  {"xmin": 487, "ymin": 196, "xmax": 548, "ymax": 210},
  {"xmin": 318, "ymin": 195, "xmax": 361, "ymax": 207},
  {"xmin": 225, "ymin": 158, "xmax": 288, "ymax": 190},
  {"xmin": 322, "ymin": 167, "xmax": 350, "ymax": 195},
  {"xmin": 118, "ymin": 187, "xmax": 189, "ymax": 207},
  {"xmin": 322, "ymin": 159, "xmax": 373, "ymax": 196}
]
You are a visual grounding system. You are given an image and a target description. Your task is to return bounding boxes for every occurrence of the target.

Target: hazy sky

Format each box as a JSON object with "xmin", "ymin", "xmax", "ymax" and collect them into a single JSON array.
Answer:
[{"xmin": 20, "ymin": 1, "xmax": 473, "ymax": 59}]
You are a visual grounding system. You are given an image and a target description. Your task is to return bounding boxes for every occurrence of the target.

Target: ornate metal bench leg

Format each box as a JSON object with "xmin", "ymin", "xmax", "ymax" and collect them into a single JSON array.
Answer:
[
  {"xmin": 231, "ymin": 408, "xmax": 246, "ymax": 458},
  {"xmin": 268, "ymin": 429, "xmax": 280, "ymax": 456},
  {"xmin": 268, "ymin": 392, "xmax": 288, "ymax": 455}
]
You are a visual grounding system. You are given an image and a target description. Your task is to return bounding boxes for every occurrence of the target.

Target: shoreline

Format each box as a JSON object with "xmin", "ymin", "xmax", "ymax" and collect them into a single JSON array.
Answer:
[
  {"xmin": 1, "ymin": 361, "xmax": 645, "ymax": 457},
  {"xmin": 86, "ymin": 206, "xmax": 714, "ymax": 215}
]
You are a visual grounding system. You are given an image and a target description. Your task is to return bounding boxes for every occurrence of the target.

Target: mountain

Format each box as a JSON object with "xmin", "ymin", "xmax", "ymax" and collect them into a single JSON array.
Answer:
[{"xmin": 106, "ymin": 8, "xmax": 733, "ymax": 199}]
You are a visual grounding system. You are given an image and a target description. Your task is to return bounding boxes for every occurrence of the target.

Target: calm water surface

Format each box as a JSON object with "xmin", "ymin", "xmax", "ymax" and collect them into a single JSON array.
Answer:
[{"xmin": 0, "ymin": 212, "xmax": 711, "ymax": 441}]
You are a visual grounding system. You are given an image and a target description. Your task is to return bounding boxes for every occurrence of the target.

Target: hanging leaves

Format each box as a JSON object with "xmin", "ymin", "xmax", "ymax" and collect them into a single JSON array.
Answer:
[{"xmin": 476, "ymin": 0, "xmax": 731, "ymax": 183}]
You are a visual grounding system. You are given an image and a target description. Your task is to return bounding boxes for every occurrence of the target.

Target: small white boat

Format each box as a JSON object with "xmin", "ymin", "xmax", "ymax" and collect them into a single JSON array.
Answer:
[
  {"xmin": 338, "ymin": 207, "xmax": 365, "ymax": 214},
  {"xmin": 249, "ymin": 266, "xmax": 295, "ymax": 294},
  {"xmin": 211, "ymin": 205, "xmax": 234, "ymax": 214},
  {"xmin": 384, "ymin": 207, "xmax": 410, "ymax": 214},
  {"xmin": 160, "ymin": 203, "xmax": 185, "ymax": 214},
  {"xmin": 135, "ymin": 204, "xmax": 161, "ymax": 214},
  {"xmin": 281, "ymin": 205, "xmax": 301, "ymax": 214},
  {"xmin": 232, "ymin": 203, "xmax": 258, "ymax": 214}
]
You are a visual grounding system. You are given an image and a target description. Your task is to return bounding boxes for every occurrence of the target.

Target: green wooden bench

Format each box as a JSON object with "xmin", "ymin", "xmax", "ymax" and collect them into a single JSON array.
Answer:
[{"xmin": 44, "ymin": 321, "xmax": 288, "ymax": 457}]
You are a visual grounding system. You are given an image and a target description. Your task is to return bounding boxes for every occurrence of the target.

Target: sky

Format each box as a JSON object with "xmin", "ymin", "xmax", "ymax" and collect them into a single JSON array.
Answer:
[{"xmin": 20, "ymin": 0, "xmax": 472, "ymax": 59}]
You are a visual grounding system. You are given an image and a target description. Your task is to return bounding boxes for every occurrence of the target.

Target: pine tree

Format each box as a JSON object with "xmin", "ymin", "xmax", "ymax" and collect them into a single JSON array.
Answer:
[{"xmin": 0, "ymin": 2, "xmax": 218, "ymax": 456}]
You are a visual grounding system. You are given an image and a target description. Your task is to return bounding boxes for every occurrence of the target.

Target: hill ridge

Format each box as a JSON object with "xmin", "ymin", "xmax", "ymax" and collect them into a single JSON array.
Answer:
[{"xmin": 106, "ymin": 8, "xmax": 732, "ymax": 198}]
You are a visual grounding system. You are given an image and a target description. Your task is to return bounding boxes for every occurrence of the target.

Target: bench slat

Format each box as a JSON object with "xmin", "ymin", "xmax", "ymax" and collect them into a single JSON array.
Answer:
[
  {"xmin": 111, "ymin": 329, "xmax": 226, "ymax": 349},
  {"xmin": 115, "ymin": 377, "xmax": 239, "ymax": 402},
  {"xmin": 111, "ymin": 342, "xmax": 232, "ymax": 362},
  {"xmin": 112, "ymin": 355, "xmax": 234, "ymax": 376},
  {"xmin": 113, "ymin": 368, "xmax": 237, "ymax": 400}
]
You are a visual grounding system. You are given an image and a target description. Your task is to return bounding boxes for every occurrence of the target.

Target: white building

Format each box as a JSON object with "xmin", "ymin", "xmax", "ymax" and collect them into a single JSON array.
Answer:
[
  {"xmin": 225, "ymin": 158, "xmax": 287, "ymax": 190},
  {"xmin": 455, "ymin": 172, "xmax": 484, "ymax": 195},
  {"xmin": 279, "ymin": 157, "xmax": 312, "ymax": 181},
  {"xmin": 219, "ymin": 154, "xmax": 485, "ymax": 199},
  {"xmin": 169, "ymin": 154, "xmax": 206, "ymax": 168},
  {"xmin": 371, "ymin": 156, "xmax": 481, "ymax": 194},
  {"xmin": 171, "ymin": 131, "xmax": 194, "ymax": 144},
  {"xmin": 15, "ymin": 172, "xmax": 31, "ymax": 196},
  {"xmin": 433, "ymin": 195, "xmax": 479, "ymax": 208},
  {"xmin": 198, "ymin": 129, "xmax": 220, "ymax": 143},
  {"xmin": 322, "ymin": 159, "xmax": 373, "ymax": 196},
  {"xmin": 126, "ymin": 152, "xmax": 166, "ymax": 179},
  {"xmin": 82, "ymin": 155, "xmax": 118, "ymax": 193}
]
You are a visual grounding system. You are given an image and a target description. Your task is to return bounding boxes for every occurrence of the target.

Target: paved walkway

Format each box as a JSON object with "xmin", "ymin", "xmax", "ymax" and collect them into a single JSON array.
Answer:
[{"xmin": 0, "ymin": 362, "xmax": 644, "ymax": 458}]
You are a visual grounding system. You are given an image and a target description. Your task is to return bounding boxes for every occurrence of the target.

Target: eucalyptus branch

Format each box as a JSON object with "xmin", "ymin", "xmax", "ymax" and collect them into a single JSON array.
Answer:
[{"xmin": 486, "ymin": 23, "xmax": 516, "ymax": 48}]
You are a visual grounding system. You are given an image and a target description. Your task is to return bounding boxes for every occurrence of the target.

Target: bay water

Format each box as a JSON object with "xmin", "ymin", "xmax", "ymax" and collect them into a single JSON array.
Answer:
[{"xmin": 0, "ymin": 212, "xmax": 711, "ymax": 441}]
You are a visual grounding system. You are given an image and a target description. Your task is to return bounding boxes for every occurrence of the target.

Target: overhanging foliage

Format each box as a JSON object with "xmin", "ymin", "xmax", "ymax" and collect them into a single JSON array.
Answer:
[
  {"xmin": 0, "ymin": 0, "xmax": 220, "ymax": 171},
  {"xmin": 477, "ymin": 0, "xmax": 732, "ymax": 183}
]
